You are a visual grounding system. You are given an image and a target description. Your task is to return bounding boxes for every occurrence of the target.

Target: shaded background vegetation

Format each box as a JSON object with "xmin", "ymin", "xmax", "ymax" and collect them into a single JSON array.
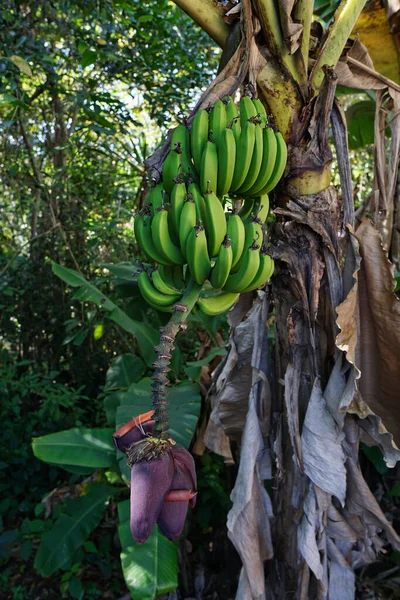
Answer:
[{"xmin": 0, "ymin": 1, "xmax": 398, "ymax": 599}]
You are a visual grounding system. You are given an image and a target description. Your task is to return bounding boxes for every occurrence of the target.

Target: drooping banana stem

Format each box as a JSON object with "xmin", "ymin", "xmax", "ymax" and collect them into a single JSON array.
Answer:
[{"xmin": 151, "ymin": 279, "xmax": 202, "ymax": 439}]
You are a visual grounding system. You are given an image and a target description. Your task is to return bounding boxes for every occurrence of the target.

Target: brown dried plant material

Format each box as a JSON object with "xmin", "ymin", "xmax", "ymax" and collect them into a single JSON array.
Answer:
[
  {"xmin": 336, "ymin": 220, "xmax": 400, "ymax": 464},
  {"xmin": 335, "ymin": 39, "xmax": 387, "ymax": 90},
  {"xmin": 278, "ymin": 0, "xmax": 303, "ymax": 55}
]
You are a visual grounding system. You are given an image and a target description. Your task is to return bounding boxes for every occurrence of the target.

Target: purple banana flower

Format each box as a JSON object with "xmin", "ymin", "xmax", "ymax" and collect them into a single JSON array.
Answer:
[{"xmin": 113, "ymin": 411, "xmax": 197, "ymax": 544}]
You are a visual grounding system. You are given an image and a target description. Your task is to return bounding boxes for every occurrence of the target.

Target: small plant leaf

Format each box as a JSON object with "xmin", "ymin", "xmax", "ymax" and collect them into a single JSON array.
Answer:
[
  {"xmin": 32, "ymin": 428, "xmax": 117, "ymax": 470},
  {"xmin": 118, "ymin": 500, "xmax": 178, "ymax": 600},
  {"xmin": 34, "ymin": 485, "xmax": 114, "ymax": 576},
  {"xmin": 10, "ymin": 55, "xmax": 32, "ymax": 76}
]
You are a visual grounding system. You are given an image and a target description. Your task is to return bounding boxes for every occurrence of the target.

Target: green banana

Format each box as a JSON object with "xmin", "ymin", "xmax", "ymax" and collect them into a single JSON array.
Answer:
[
  {"xmin": 204, "ymin": 190, "xmax": 227, "ymax": 257},
  {"xmin": 224, "ymin": 96, "xmax": 238, "ymax": 124},
  {"xmin": 217, "ymin": 126, "xmax": 236, "ymax": 197},
  {"xmin": 190, "ymin": 109, "xmax": 209, "ymax": 173},
  {"xmin": 151, "ymin": 208, "xmax": 186, "ymax": 265},
  {"xmin": 172, "ymin": 264, "xmax": 185, "ymax": 290},
  {"xmin": 210, "ymin": 235, "xmax": 233, "ymax": 289},
  {"xmin": 209, "ymin": 99, "xmax": 227, "ymax": 147},
  {"xmin": 171, "ymin": 124, "xmax": 191, "ymax": 178},
  {"xmin": 146, "ymin": 183, "xmax": 165, "ymax": 216},
  {"xmin": 223, "ymin": 241, "xmax": 261, "ymax": 293},
  {"xmin": 252, "ymin": 98, "xmax": 267, "ymax": 124},
  {"xmin": 162, "ymin": 143, "xmax": 183, "ymax": 193},
  {"xmin": 197, "ymin": 291, "xmax": 239, "ymax": 316},
  {"xmin": 169, "ymin": 179, "xmax": 186, "ymax": 236},
  {"xmin": 232, "ymin": 218, "xmax": 263, "ymax": 272},
  {"xmin": 138, "ymin": 271, "xmax": 181, "ymax": 308},
  {"xmin": 186, "ymin": 223, "xmax": 211, "ymax": 285},
  {"xmin": 134, "ymin": 210, "xmax": 171, "ymax": 265},
  {"xmin": 200, "ymin": 140, "xmax": 218, "ymax": 195},
  {"xmin": 239, "ymin": 96, "xmax": 257, "ymax": 128},
  {"xmin": 253, "ymin": 194, "xmax": 270, "ymax": 224},
  {"xmin": 238, "ymin": 198, "xmax": 254, "ymax": 221},
  {"xmin": 188, "ymin": 180, "xmax": 205, "ymax": 220},
  {"xmin": 238, "ymin": 117, "xmax": 264, "ymax": 193},
  {"xmin": 179, "ymin": 196, "xmax": 197, "ymax": 258},
  {"xmin": 230, "ymin": 119, "xmax": 256, "ymax": 192},
  {"xmin": 159, "ymin": 264, "xmax": 180, "ymax": 289},
  {"xmin": 259, "ymin": 131, "xmax": 288, "ymax": 194},
  {"xmin": 227, "ymin": 212, "xmax": 245, "ymax": 268},
  {"xmin": 146, "ymin": 301, "xmax": 174, "ymax": 313},
  {"xmin": 152, "ymin": 269, "xmax": 180, "ymax": 296},
  {"xmin": 247, "ymin": 128, "xmax": 277, "ymax": 196},
  {"xmin": 242, "ymin": 252, "xmax": 274, "ymax": 292}
]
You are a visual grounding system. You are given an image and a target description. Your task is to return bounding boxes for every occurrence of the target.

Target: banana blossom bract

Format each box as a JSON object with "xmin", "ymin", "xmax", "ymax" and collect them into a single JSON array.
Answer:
[{"xmin": 113, "ymin": 411, "xmax": 197, "ymax": 543}]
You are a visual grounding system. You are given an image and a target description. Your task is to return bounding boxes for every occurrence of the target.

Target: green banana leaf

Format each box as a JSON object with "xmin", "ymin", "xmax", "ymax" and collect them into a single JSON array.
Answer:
[
  {"xmin": 32, "ymin": 428, "xmax": 117, "ymax": 471},
  {"xmin": 104, "ymin": 354, "xmax": 147, "ymax": 425},
  {"xmin": 345, "ymin": 100, "xmax": 376, "ymax": 150},
  {"xmin": 103, "ymin": 261, "xmax": 140, "ymax": 281},
  {"xmin": 116, "ymin": 378, "xmax": 201, "ymax": 449},
  {"xmin": 52, "ymin": 262, "xmax": 158, "ymax": 366},
  {"xmin": 34, "ymin": 485, "xmax": 114, "ymax": 577},
  {"xmin": 118, "ymin": 500, "xmax": 178, "ymax": 600}
]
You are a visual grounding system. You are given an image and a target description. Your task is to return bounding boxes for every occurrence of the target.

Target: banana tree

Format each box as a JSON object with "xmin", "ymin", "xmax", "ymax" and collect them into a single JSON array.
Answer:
[{"xmin": 150, "ymin": 0, "xmax": 400, "ymax": 597}]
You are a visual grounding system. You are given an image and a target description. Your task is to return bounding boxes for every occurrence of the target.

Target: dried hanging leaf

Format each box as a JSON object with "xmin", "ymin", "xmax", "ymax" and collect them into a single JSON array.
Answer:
[
  {"xmin": 277, "ymin": 0, "xmax": 303, "ymax": 54},
  {"xmin": 298, "ymin": 485, "xmax": 325, "ymax": 582},
  {"xmin": 301, "ymin": 376, "xmax": 347, "ymax": 506},
  {"xmin": 226, "ymin": 293, "xmax": 273, "ymax": 600},
  {"xmin": 335, "ymin": 39, "xmax": 386, "ymax": 90},
  {"xmin": 336, "ymin": 220, "xmax": 400, "ymax": 465}
]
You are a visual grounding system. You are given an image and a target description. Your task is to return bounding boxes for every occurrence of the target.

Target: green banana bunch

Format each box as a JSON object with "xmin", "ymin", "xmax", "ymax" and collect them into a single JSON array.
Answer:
[{"xmin": 134, "ymin": 98, "xmax": 285, "ymax": 313}]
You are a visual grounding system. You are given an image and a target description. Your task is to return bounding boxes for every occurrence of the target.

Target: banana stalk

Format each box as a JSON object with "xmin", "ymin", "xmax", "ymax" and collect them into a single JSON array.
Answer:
[{"xmin": 150, "ymin": 280, "xmax": 202, "ymax": 442}]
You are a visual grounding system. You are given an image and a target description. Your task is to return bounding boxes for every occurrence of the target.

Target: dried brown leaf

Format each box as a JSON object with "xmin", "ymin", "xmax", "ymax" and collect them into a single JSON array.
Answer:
[
  {"xmin": 278, "ymin": 0, "xmax": 303, "ymax": 54},
  {"xmin": 336, "ymin": 221, "xmax": 400, "ymax": 464},
  {"xmin": 335, "ymin": 39, "xmax": 386, "ymax": 90}
]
